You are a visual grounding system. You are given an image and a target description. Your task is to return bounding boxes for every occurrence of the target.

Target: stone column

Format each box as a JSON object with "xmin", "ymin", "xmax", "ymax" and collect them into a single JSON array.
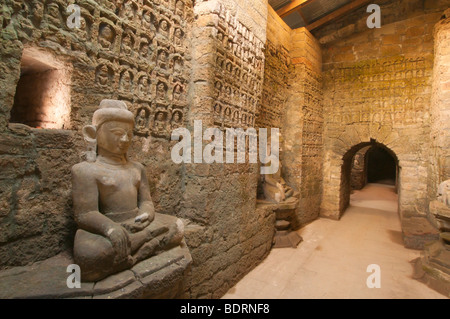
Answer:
[
  {"xmin": 283, "ymin": 28, "xmax": 323, "ymax": 228},
  {"xmin": 181, "ymin": 0, "xmax": 274, "ymax": 298},
  {"xmin": 430, "ymin": 9, "xmax": 450, "ymax": 190}
]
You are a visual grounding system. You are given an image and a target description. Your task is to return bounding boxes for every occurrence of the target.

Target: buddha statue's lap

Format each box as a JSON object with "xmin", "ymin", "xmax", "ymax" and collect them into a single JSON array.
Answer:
[{"xmin": 72, "ymin": 100, "xmax": 184, "ymax": 282}]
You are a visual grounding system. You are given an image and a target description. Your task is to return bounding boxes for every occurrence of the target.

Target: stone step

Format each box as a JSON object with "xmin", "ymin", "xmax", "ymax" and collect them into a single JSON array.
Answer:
[{"xmin": 275, "ymin": 220, "xmax": 291, "ymax": 230}]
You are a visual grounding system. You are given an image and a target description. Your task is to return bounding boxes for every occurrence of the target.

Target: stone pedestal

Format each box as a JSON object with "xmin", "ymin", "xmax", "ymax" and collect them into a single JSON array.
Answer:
[
  {"xmin": 413, "ymin": 239, "xmax": 450, "ymax": 297},
  {"xmin": 412, "ymin": 190, "xmax": 450, "ymax": 297},
  {"xmin": 0, "ymin": 242, "xmax": 192, "ymax": 299},
  {"xmin": 257, "ymin": 197, "xmax": 303, "ymax": 249}
]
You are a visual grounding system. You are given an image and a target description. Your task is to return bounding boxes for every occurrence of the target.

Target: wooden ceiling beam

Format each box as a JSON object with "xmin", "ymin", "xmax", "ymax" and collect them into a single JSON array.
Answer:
[
  {"xmin": 306, "ymin": 0, "xmax": 371, "ymax": 31},
  {"xmin": 276, "ymin": 0, "xmax": 315, "ymax": 19}
]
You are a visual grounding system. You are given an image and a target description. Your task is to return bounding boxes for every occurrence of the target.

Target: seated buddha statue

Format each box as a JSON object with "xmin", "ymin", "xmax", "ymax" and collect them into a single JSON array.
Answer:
[
  {"xmin": 262, "ymin": 136, "xmax": 295, "ymax": 204},
  {"xmin": 263, "ymin": 160, "xmax": 295, "ymax": 203},
  {"xmin": 72, "ymin": 99, "xmax": 184, "ymax": 282}
]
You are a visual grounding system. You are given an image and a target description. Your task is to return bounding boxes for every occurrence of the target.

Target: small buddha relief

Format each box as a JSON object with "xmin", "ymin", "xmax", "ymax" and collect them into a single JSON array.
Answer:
[
  {"xmin": 156, "ymin": 81, "xmax": 168, "ymax": 100},
  {"xmin": 135, "ymin": 107, "xmax": 150, "ymax": 135},
  {"xmin": 214, "ymin": 81, "xmax": 223, "ymax": 98},
  {"xmin": 227, "ymin": 39, "xmax": 233, "ymax": 51},
  {"xmin": 96, "ymin": 65, "xmax": 113, "ymax": 86},
  {"xmin": 153, "ymin": 111, "xmax": 168, "ymax": 137},
  {"xmin": 76, "ymin": 17, "xmax": 90, "ymax": 42},
  {"xmin": 139, "ymin": 39, "xmax": 151, "ymax": 59},
  {"xmin": 224, "ymin": 107, "xmax": 232, "ymax": 121},
  {"xmin": 99, "ymin": 23, "xmax": 115, "ymax": 50},
  {"xmin": 120, "ymin": 70, "xmax": 133, "ymax": 92},
  {"xmin": 217, "ymin": 31, "xmax": 224, "ymax": 44},
  {"xmin": 226, "ymin": 61, "xmax": 233, "ymax": 73},
  {"xmin": 170, "ymin": 111, "xmax": 183, "ymax": 131},
  {"xmin": 224, "ymin": 86, "xmax": 232, "ymax": 100},
  {"xmin": 173, "ymin": 28, "xmax": 183, "ymax": 47},
  {"xmin": 175, "ymin": 0, "xmax": 184, "ymax": 18},
  {"xmin": 121, "ymin": 32, "xmax": 134, "ymax": 56},
  {"xmin": 171, "ymin": 56, "xmax": 183, "ymax": 74},
  {"xmin": 158, "ymin": 19, "xmax": 170, "ymax": 38},
  {"xmin": 157, "ymin": 50, "xmax": 169, "ymax": 69},
  {"xmin": 232, "ymin": 110, "xmax": 240, "ymax": 124},
  {"xmin": 137, "ymin": 75, "xmax": 150, "ymax": 97},
  {"xmin": 160, "ymin": 0, "xmax": 170, "ymax": 8},
  {"xmin": 213, "ymin": 103, "xmax": 222, "ymax": 116},
  {"xmin": 141, "ymin": 9, "xmax": 153, "ymax": 30},
  {"xmin": 233, "ymin": 67, "xmax": 241, "ymax": 78},
  {"xmin": 241, "ymin": 113, "xmax": 247, "ymax": 125},
  {"xmin": 121, "ymin": 0, "xmax": 136, "ymax": 22},
  {"xmin": 248, "ymin": 115, "xmax": 254, "ymax": 126},
  {"xmin": 172, "ymin": 84, "xmax": 183, "ymax": 102},
  {"xmin": 30, "ymin": 0, "xmax": 44, "ymax": 27},
  {"xmin": 216, "ymin": 56, "xmax": 225, "ymax": 69},
  {"xmin": 46, "ymin": 3, "xmax": 63, "ymax": 26}
]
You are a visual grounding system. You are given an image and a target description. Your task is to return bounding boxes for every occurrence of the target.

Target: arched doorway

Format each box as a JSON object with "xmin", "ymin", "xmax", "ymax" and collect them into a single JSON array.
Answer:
[
  {"xmin": 340, "ymin": 141, "xmax": 399, "ymax": 216},
  {"xmin": 321, "ymin": 133, "xmax": 436, "ymax": 249}
]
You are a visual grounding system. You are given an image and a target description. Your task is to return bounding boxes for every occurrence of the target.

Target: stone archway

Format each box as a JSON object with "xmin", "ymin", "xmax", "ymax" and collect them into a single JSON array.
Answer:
[
  {"xmin": 339, "ymin": 141, "xmax": 399, "ymax": 217},
  {"xmin": 320, "ymin": 124, "xmax": 404, "ymax": 221},
  {"xmin": 321, "ymin": 124, "xmax": 438, "ymax": 248}
]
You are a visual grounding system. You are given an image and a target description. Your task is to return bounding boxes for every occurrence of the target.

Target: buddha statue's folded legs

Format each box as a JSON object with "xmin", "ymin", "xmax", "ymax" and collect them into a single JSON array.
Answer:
[{"xmin": 74, "ymin": 213, "xmax": 184, "ymax": 282}]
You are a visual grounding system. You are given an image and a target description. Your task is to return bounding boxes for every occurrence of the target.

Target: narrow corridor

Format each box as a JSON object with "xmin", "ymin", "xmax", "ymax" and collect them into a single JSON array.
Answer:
[{"xmin": 223, "ymin": 184, "xmax": 446, "ymax": 299}]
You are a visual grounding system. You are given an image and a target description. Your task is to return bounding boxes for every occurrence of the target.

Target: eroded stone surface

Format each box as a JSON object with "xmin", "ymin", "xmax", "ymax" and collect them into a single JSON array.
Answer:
[{"xmin": 0, "ymin": 244, "xmax": 192, "ymax": 299}]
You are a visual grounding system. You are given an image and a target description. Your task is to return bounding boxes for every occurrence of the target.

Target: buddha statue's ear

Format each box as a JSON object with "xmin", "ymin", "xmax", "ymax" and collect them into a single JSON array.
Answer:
[
  {"xmin": 82, "ymin": 125, "xmax": 97, "ymax": 141},
  {"xmin": 82, "ymin": 125, "xmax": 97, "ymax": 162}
]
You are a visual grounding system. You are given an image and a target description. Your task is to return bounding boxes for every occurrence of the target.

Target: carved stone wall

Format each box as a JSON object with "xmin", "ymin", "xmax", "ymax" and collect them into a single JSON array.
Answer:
[
  {"xmin": 350, "ymin": 146, "xmax": 370, "ymax": 190},
  {"xmin": 320, "ymin": 6, "xmax": 445, "ymax": 248},
  {"xmin": 430, "ymin": 11, "xmax": 450, "ymax": 199},
  {"xmin": 257, "ymin": 40, "xmax": 289, "ymax": 130},
  {"xmin": 0, "ymin": 0, "xmax": 194, "ymax": 269},
  {"xmin": 179, "ymin": 0, "xmax": 273, "ymax": 298},
  {"xmin": 282, "ymin": 27, "xmax": 323, "ymax": 228}
]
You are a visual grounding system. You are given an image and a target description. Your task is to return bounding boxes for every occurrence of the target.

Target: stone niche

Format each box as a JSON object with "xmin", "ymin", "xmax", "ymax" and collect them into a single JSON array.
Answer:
[{"xmin": 10, "ymin": 47, "xmax": 71, "ymax": 129}]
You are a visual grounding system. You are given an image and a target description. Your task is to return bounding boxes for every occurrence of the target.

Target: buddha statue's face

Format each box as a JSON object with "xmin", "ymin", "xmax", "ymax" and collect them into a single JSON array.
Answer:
[{"xmin": 97, "ymin": 120, "xmax": 133, "ymax": 156}]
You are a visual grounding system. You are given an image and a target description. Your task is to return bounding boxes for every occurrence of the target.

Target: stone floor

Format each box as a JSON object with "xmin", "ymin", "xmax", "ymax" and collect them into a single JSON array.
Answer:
[{"xmin": 223, "ymin": 183, "xmax": 447, "ymax": 299}]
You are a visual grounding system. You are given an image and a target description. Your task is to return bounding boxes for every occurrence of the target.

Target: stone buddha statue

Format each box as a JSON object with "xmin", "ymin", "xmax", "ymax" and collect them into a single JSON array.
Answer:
[
  {"xmin": 260, "ymin": 134, "xmax": 301, "ymax": 248},
  {"xmin": 430, "ymin": 180, "xmax": 450, "ymax": 245},
  {"xmin": 262, "ymin": 135, "xmax": 295, "ymax": 204},
  {"xmin": 263, "ymin": 160, "xmax": 295, "ymax": 203},
  {"xmin": 72, "ymin": 100, "xmax": 184, "ymax": 282}
]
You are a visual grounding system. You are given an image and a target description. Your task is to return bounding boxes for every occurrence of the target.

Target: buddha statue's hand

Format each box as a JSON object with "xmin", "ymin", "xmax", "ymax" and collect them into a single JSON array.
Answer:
[
  {"xmin": 122, "ymin": 217, "xmax": 151, "ymax": 233},
  {"xmin": 106, "ymin": 224, "xmax": 131, "ymax": 261}
]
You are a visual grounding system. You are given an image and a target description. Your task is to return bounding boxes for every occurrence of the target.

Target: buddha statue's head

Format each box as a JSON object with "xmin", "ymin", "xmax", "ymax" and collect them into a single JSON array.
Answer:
[{"xmin": 83, "ymin": 100, "xmax": 135, "ymax": 162}]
